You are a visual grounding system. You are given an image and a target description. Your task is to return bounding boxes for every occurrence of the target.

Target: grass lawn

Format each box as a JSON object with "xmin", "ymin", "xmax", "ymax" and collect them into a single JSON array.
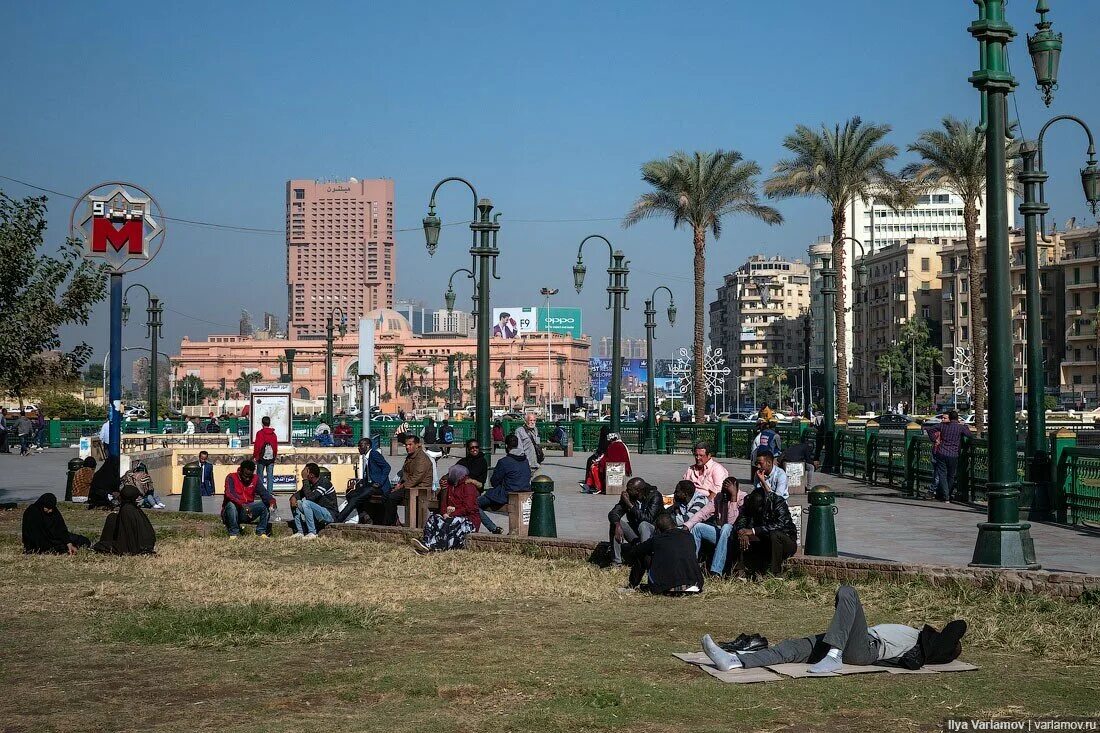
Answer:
[{"xmin": 1, "ymin": 505, "xmax": 1097, "ymax": 733}]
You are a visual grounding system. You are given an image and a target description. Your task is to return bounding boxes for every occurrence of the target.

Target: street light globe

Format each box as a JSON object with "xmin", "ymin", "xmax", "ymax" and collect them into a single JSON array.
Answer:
[
  {"xmin": 1027, "ymin": 0, "xmax": 1062, "ymax": 107},
  {"xmin": 444, "ymin": 285, "xmax": 457, "ymax": 314},
  {"xmin": 667, "ymin": 302, "xmax": 677, "ymax": 326},
  {"xmin": 423, "ymin": 211, "xmax": 442, "ymax": 256},
  {"xmin": 572, "ymin": 260, "xmax": 586, "ymax": 293},
  {"xmin": 1080, "ymin": 159, "xmax": 1100, "ymax": 215}
]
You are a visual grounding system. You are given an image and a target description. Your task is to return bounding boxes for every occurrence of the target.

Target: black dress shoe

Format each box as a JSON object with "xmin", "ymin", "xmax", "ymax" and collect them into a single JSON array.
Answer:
[
  {"xmin": 718, "ymin": 634, "xmax": 750, "ymax": 653},
  {"xmin": 739, "ymin": 635, "xmax": 769, "ymax": 652}
]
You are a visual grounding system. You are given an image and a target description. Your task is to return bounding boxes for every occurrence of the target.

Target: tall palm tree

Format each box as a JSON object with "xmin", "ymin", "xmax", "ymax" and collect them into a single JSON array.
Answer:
[
  {"xmin": 378, "ymin": 354, "xmax": 392, "ymax": 396},
  {"xmin": 492, "ymin": 378, "xmax": 510, "ymax": 406},
  {"xmin": 903, "ymin": 117, "xmax": 1014, "ymax": 435},
  {"xmin": 765, "ymin": 117, "xmax": 906, "ymax": 420},
  {"xmin": 624, "ymin": 150, "xmax": 781, "ymax": 421},
  {"xmin": 234, "ymin": 370, "xmax": 262, "ymax": 397},
  {"xmin": 518, "ymin": 369, "xmax": 535, "ymax": 405},
  {"xmin": 426, "ymin": 355, "xmax": 439, "ymax": 401}
]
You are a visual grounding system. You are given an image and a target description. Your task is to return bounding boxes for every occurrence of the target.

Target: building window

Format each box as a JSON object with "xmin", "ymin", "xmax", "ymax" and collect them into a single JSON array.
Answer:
[
  {"xmin": 294, "ymin": 189, "xmax": 305, "ymax": 200},
  {"xmin": 921, "ymin": 257, "xmax": 930, "ymax": 271}
]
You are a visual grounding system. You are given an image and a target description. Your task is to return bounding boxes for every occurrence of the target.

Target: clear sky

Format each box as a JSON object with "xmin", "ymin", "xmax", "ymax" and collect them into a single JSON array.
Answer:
[{"xmin": 3, "ymin": 0, "xmax": 1099, "ymax": 367}]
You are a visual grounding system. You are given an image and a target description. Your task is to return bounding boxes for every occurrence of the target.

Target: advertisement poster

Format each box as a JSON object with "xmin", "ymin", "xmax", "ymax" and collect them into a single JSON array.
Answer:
[
  {"xmin": 538, "ymin": 307, "xmax": 583, "ymax": 339},
  {"xmin": 492, "ymin": 307, "xmax": 537, "ymax": 338},
  {"xmin": 589, "ymin": 358, "xmax": 649, "ymax": 400}
]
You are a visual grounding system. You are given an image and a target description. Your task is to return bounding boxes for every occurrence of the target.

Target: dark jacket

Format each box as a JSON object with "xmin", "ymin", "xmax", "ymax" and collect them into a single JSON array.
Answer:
[
  {"xmin": 628, "ymin": 529, "xmax": 704, "ymax": 593},
  {"xmin": 359, "ymin": 448, "xmax": 392, "ymax": 495},
  {"xmin": 608, "ymin": 485, "xmax": 664, "ymax": 528},
  {"xmin": 457, "ymin": 453, "xmax": 489, "ymax": 486},
  {"xmin": 22, "ymin": 494, "xmax": 72, "ymax": 554},
  {"xmin": 295, "ymin": 476, "xmax": 339, "ymax": 515},
  {"xmin": 733, "ymin": 488, "xmax": 797, "ymax": 540},
  {"xmin": 485, "ymin": 451, "xmax": 532, "ymax": 505},
  {"xmin": 401, "ymin": 448, "xmax": 434, "ymax": 489},
  {"xmin": 93, "ymin": 485, "xmax": 156, "ymax": 555}
]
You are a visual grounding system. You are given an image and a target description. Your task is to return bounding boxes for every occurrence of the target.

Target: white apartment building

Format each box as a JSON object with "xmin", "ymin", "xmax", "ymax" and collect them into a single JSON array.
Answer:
[{"xmin": 430, "ymin": 309, "xmax": 473, "ymax": 335}]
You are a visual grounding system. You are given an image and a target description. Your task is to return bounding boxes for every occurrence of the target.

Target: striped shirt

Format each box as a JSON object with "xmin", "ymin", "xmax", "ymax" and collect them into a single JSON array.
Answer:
[{"xmin": 925, "ymin": 421, "xmax": 972, "ymax": 458}]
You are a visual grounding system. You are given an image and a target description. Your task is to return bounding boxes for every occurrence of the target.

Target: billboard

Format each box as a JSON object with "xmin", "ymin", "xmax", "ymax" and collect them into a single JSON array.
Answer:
[
  {"xmin": 589, "ymin": 358, "xmax": 649, "ymax": 401},
  {"xmin": 539, "ymin": 307, "xmax": 583, "ymax": 339},
  {"xmin": 492, "ymin": 307, "xmax": 537, "ymax": 338},
  {"xmin": 740, "ymin": 325, "xmax": 758, "ymax": 341}
]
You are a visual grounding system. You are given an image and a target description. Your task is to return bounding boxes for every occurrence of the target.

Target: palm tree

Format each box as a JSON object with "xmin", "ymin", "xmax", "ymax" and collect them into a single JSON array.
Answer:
[
  {"xmin": 492, "ymin": 378, "xmax": 510, "ymax": 406},
  {"xmin": 234, "ymin": 370, "xmax": 263, "ymax": 397},
  {"xmin": 903, "ymin": 117, "xmax": 1014, "ymax": 435},
  {"xmin": 392, "ymin": 345, "xmax": 405, "ymax": 404},
  {"xmin": 518, "ymin": 369, "xmax": 535, "ymax": 405},
  {"xmin": 426, "ymin": 356, "xmax": 439, "ymax": 402},
  {"xmin": 624, "ymin": 151, "xmax": 781, "ymax": 422},
  {"xmin": 378, "ymin": 355, "xmax": 392, "ymax": 396},
  {"xmin": 765, "ymin": 117, "xmax": 906, "ymax": 420}
]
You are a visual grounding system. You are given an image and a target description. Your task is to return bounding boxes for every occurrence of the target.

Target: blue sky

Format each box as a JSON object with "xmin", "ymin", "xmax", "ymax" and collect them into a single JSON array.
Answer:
[{"xmin": 3, "ymin": 0, "xmax": 1099, "ymax": 365}]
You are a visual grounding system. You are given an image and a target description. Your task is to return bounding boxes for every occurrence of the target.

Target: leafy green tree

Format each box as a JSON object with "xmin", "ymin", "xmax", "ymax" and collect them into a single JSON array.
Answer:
[
  {"xmin": 84, "ymin": 362, "xmax": 104, "ymax": 385},
  {"xmin": 765, "ymin": 118, "xmax": 909, "ymax": 421},
  {"xmin": 234, "ymin": 370, "xmax": 263, "ymax": 397},
  {"xmin": 877, "ymin": 318, "xmax": 941, "ymax": 412},
  {"xmin": 625, "ymin": 151, "xmax": 781, "ymax": 422},
  {"xmin": 178, "ymin": 374, "xmax": 207, "ymax": 406},
  {"xmin": 760, "ymin": 365, "xmax": 789, "ymax": 409},
  {"xmin": 0, "ymin": 194, "xmax": 107, "ymax": 408},
  {"xmin": 518, "ymin": 370, "xmax": 535, "ymax": 405}
]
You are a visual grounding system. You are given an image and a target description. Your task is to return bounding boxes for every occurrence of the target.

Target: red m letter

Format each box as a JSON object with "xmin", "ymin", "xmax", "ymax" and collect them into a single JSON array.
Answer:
[{"xmin": 92, "ymin": 218, "xmax": 144, "ymax": 254}]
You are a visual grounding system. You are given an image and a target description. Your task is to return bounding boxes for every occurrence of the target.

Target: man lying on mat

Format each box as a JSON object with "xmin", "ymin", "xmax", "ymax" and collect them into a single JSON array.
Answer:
[{"xmin": 701, "ymin": 585, "xmax": 966, "ymax": 674}]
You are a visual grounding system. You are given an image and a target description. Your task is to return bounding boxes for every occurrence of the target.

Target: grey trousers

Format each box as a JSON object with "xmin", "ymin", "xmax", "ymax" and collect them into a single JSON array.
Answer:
[
  {"xmin": 740, "ymin": 586, "xmax": 878, "ymax": 668},
  {"xmin": 611, "ymin": 520, "xmax": 654, "ymax": 564}
]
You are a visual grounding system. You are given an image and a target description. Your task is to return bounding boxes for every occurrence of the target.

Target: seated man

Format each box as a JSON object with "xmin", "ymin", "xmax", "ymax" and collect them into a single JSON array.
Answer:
[
  {"xmin": 731, "ymin": 484, "xmax": 798, "ymax": 577},
  {"xmin": 752, "ymin": 449, "xmax": 789, "ymax": 500},
  {"xmin": 667, "ymin": 480, "xmax": 708, "ymax": 528},
  {"xmin": 335, "ymin": 436, "xmax": 391, "ymax": 524},
  {"xmin": 684, "ymin": 476, "xmax": 747, "ymax": 576},
  {"xmin": 701, "ymin": 585, "xmax": 964, "ymax": 674},
  {"xmin": 389, "ymin": 434, "xmax": 434, "ymax": 526},
  {"xmin": 333, "ymin": 419, "xmax": 354, "ymax": 447},
  {"xmin": 221, "ymin": 459, "xmax": 274, "ymax": 538},
  {"xmin": 607, "ymin": 477, "xmax": 663, "ymax": 567},
  {"xmin": 479, "ymin": 433, "xmax": 532, "ymax": 534},
  {"xmin": 290, "ymin": 462, "xmax": 338, "ymax": 538},
  {"xmin": 778, "ymin": 432, "xmax": 816, "ymax": 492},
  {"xmin": 625, "ymin": 511, "xmax": 703, "ymax": 594},
  {"xmin": 317, "ymin": 429, "xmax": 335, "ymax": 448}
]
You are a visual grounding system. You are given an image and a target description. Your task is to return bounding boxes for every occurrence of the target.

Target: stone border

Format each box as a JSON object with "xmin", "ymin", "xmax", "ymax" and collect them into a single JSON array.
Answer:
[{"xmin": 326, "ymin": 524, "xmax": 1100, "ymax": 601}]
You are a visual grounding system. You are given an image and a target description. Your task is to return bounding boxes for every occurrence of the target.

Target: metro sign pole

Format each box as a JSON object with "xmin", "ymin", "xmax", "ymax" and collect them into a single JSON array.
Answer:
[{"xmin": 70, "ymin": 183, "xmax": 165, "ymax": 484}]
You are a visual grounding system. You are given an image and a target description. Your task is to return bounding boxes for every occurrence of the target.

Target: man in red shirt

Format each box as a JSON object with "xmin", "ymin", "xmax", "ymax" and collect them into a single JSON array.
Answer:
[
  {"xmin": 333, "ymin": 419, "xmax": 354, "ymax": 448},
  {"xmin": 252, "ymin": 416, "xmax": 279, "ymax": 498},
  {"xmin": 222, "ymin": 459, "xmax": 275, "ymax": 538}
]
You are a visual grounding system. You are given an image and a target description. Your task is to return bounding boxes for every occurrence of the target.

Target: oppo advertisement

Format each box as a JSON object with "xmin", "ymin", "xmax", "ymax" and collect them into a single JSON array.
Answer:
[{"xmin": 492, "ymin": 307, "xmax": 583, "ymax": 339}]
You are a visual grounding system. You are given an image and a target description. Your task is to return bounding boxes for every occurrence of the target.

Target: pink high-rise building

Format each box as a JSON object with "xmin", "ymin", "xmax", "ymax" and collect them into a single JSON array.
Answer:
[{"xmin": 286, "ymin": 178, "xmax": 395, "ymax": 339}]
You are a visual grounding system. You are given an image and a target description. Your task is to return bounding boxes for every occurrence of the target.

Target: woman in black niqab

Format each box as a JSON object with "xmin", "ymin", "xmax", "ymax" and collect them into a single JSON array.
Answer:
[
  {"xmin": 87, "ymin": 456, "xmax": 120, "ymax": 509},
  {"xmin": 22, "ymin": 493, "xmax": 90, "ymax": 554},
  {"xmin": 92, "ymin": 484, "xmax": 156, "ymax": 555}
]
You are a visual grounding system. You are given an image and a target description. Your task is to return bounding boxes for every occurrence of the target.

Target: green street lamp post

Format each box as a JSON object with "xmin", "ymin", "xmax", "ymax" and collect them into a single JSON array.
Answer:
[
  {"xmin": 325, "ymin": 307, "xmax": 347, "ymax": 419},
  {"xmin": 444, "ymin": 267, "xmax": 475, "ymax": 420},
  {"xmin": 967, "ymin": 0, "xmax": 1061, "ymax": 569},
  {"xmin": 423, "ymin": 178, "xmax": 500, "ymax": 450},
  {"xmin": 121, "ymin": 283, "xmax": 163, "ymax": 431},
  {"xmin": 572, "ymin": 235, "xmax": 630, "ymax": 432},
  {"xmin": 818, "ymin": 255, "xmax": 838, "ymax": 472},
  {"xmin": 643, "ymin": 286, "xmax": 676, "ymax": 453},
  {"xmin": 833, "ymin": 237, "xmax": 869, "ymax": 410},
  {"xmin": 1017, "ymin": 115, "xmax": 1100, "ymax": 487},
  {"xmin": 447, "ymin": 354, "xmax": 457, "ymax": 419}
]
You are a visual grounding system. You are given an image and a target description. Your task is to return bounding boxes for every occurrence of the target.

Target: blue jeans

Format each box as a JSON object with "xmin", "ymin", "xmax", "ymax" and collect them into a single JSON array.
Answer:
[
  {"xmin": 141, "ymin": 492, "xmax": 164, "ymax": 508},
  {"xmin": 692, "ymin": 523, "xmax": 734, "ymax": 574},
  {"xmin": 258, "ymin": 461, "xmax": 275, "ymax": 497},
  {"xmin": 223, "ymin": 500, "xmax": 270, "ymax": 536},
  {"xmin": 477, "ymin": 493, "xmax": 503, "ymax": 533},
  {"xmin": 293, "ymin": 499, "xmax": 333, "ymax": 534},
  {"xmin": 930, "ymin": 454, "xmax": 946, "ymax": 499}
]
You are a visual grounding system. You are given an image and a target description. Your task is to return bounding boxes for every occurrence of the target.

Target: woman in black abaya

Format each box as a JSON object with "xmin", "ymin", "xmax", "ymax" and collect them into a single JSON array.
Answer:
[
  {"xmin": 22, "ymin": 493, "xmax": 90, "ymax": 554},
  {"xmin": 92, "ymin": 484, "xmax": 157, "ymax": 555},
  {"xmin": 87, "ymin": 456, "xmax": 121, "ymax": 510}
]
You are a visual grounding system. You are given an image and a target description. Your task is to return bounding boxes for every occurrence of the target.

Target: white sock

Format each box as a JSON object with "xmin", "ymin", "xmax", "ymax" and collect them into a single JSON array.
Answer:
[{"xmin": 826, "ymin": 647, "xmax": 841, "ymax": 660}]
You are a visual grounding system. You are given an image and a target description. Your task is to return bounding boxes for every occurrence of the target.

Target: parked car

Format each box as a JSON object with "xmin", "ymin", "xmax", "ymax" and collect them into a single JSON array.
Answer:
[
  {"xmin": 870, "ymin": 413, "xmax": 912, "ymax": 428},
  {"xmin": 371, "ymin": 414, "xmax": 400, "ymax": 423}
]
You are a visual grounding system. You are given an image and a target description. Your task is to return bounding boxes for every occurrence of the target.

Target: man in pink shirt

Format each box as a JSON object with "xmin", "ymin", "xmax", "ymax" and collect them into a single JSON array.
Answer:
[{"xmin": 682, "ymin": 442, "xmax": 729, "ymax": 498}]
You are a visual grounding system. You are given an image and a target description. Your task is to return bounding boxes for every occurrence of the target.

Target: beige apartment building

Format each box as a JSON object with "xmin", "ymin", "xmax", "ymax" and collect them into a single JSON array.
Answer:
[
  {"xmin": 1059, "ymin": 226, "xmax": 1100, "ymax": 405},
  {"xmin": 937, "ymin": 231, "xmax": 1066, "ymax": 408},
  {"xmin": 286, "ymin": 178, "xmax": 396, "ymax": 339},
  {"xmin": 850, "ymin": 238, "xmax": 944, "ymax": 408},
  {"xmin": 710, "ymin": 255, "xmax": 810, "ymax": 407}
]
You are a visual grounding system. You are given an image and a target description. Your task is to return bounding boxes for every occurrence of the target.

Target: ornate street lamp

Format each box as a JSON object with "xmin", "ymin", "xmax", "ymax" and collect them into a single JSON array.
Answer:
[
  {"xmin": 1027, "ymin": 0, "xmax": 1063, "ymax": 107},
  {"xmin": 573, "ymin": 235, "xmax": 629, "ymax": 431},
  {"xmin": 325, "ymin": 308, "xmax": 347, "ymax": 419},
  {"xmin": 423, "ymin": 178, "xmax": 500, "ymax": 450},
  {"xmin": 643, "ymin": 286, "xmax": 675, "ymax": 452},
  {"xmin": 818, "ymin": 253, "xmax": 838, "ymax": 472},
  {"xmin": 121, "ymin": 282, "xmax": 164, "ymax": 431},
  {"xmin": 444, "ymin": 268, "xmax": 475, "ymax": 317},
  {"xmin": 1017, "ymin": 114, "xmax": 1098, "ymax": 501}
]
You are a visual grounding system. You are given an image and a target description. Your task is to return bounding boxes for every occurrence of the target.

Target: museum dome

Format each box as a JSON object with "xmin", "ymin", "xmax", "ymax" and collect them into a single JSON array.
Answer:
[{"xmin": 365, "ymin": 308, "xmax": 413, "ymax": 335}]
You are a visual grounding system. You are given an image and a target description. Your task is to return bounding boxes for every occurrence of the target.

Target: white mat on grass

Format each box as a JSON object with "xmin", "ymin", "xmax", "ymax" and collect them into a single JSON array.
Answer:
[
  {"xmin": 671, "ymin": 653, "xmax": 783, "ymax": 684},
  {"xmin": 674, "ymin": 653, "xmax": 978, "ymax": 682}
]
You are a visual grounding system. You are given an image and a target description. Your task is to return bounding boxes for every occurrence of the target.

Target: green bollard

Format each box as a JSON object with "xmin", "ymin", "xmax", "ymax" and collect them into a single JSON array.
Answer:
[
  {"xmin": 804, "ymin": 485, "xmax": 838, "ymax": 557},
  {"xmin": 65, "ymin": 457, "xmax": 83, "ymax": 502},
  {"xmin": 180, "ymin": 461, "xmax": 204, "ymax": 513},
  {"xmin": 528, "ymin": 474, "xmax": 557, "ymax": 538}
]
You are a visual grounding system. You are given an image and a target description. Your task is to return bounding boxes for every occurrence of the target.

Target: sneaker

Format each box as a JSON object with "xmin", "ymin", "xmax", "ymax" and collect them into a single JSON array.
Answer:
[
  {"xmin": 290, "ymin": 532, "xmax": 304, "ymax": 539},
  {"xmin": 154, "ymin": 502, "xmax": 166, "ymax": 509},
  {"xmin": 304, "ymin": 533, "xmax": 318, "ymax": 540},
  {"xmin": 490, "ymin": 527, "xmax": 503, "ymax": 535},
  {"xmin": 228, "ymin": 535, "xmax": 239, "ymax": 540},
  {"xmin": 410, "ymin": 538, "xmax": 431, "ymax": 554},
  {"xmin": 256, "ymin": 532, "xmax": 270, "ymax": 539}
]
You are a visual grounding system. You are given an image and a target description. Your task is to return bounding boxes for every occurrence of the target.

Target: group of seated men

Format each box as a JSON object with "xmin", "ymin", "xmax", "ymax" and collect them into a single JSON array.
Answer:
[{"xmin": 608, "ymin": 442, "xmax": 799, "ymax": 593}]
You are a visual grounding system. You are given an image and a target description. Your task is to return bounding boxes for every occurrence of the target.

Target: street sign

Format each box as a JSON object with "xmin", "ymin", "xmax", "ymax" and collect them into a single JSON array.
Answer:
[{"xmin": 69, "ymin": 181, "xmax": 165, "ymax": 273}]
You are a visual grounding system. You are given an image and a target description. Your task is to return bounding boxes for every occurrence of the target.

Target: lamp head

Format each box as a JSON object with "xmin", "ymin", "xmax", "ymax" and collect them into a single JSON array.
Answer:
[
  {"xmin": 338, "ymin": 318, "xmax": 347, "ymax": 338},
  {"xmin": 121, "ymin": 300, "xmax": 131, "ymax": 325},
  {"xmin": 856, "ymin": 263, "xmax": 869, "ymax": 290},
  {"xmin": 667, "ymin": 302, "xmax": 677, "ymax": 326},
  {"xmin": 423, "ymin": 209, "xmax": 442, "ymax": 256},
  {"xmin": 1080, "ymin": 157, "xmax": 1100, "ymax": 216},
  {"xmin": 572, "ymin": 259, "xmax": 586, "ymax": 293},
  {"xmin": 1028, "ymin": 0, "xmax": 1062, "ymax": 107},
  {"xmin": 444, "ymin": 285, "xmax": 457, "ymax": 313}
]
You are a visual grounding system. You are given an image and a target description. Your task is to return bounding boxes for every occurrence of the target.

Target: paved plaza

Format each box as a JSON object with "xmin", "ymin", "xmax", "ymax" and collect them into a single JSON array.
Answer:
[{"xmin": 3, "ymin": 448, "xmax": 1098, "ymax": 574}]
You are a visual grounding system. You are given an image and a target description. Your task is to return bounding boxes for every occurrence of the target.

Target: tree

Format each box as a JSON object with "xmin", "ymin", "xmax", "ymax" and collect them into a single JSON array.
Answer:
[
  {"xmin": 904, "ymin": 117, "xmax": 1017, "ymax": 434},
  {"xmin": 378, "ymin": 355, "xmax": 392, "ymax": 397},
  {"xmin": 765, "ymin": 117, "xmax": 908, "ymax": 421},
  {"xmin": 492, "ymin": 378, "xmax": 510, "ymax": 405},
  {"xmin": 518, "ymin": 370, "xmax": 535, "ymax": 405},
  {"xmin": 84, "ymin": 362, "xmax": 104, "ymax": 385},
  {"xmin": 877, "ymin": 317, "xmax": 942, "ymax": 412},
  {"xmin": 234, "ymin": 370, "xmax": 263, "ymax": 397},
  {"xmin": 426, "ymin": 356, "xmax": 439, "ymax": 402},
  {"xmin": 625, "ymin": 151, "xmax": 781, "ymax": 422},
  {"xmin": 761, "ymin": 365, "xmax": 789, "ymax": 408},
  {"xmin": 0, "ymin": 193, "xmax": 107, "ymax": 407},
  {"xmin": 178, "ymin": 374, "xmax": 207, "ymax": 406}
]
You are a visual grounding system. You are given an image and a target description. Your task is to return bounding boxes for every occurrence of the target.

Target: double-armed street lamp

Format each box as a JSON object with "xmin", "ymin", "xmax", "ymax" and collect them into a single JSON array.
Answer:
[
  {"xmin": 540, "ymin": 287, "xmax": 559, "ymax": 420},
  {"xmin": 325, "ymin": 308, "xmax": 347, "ymax": 419},
  {"xmin": 572, "ymin": 235, "xmax": 630, "ymax": 432},
  {"xmin": 968, "ymin": 0, "xmax": 1068, "ymax": 569},
  {"xmin": 424, "ymin": 178, "xmax": 501, "ymax": 450},
  {"xmin": 1017, "ymin": 115, "xmax": 1100, "ymax": 487},
  {"xmin": 444, "ymin": 267, "xmax": 475, "ymax": 419},
  {"xmin": 642, "ymin": 286, "xmax": 676, "ymax": 453},
  {"xmin": 121, "ymin": 283, "xmax": 164, "ymax": 431}
]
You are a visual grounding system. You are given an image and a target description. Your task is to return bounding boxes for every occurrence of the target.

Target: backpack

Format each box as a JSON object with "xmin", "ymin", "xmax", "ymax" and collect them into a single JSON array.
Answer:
[
  {"xmin": 441, "ymin": 426, "xmax": 454, "ymax": 444},
  {"xmin": 261, "ymin": 441, "xmax": 274, "ymax": 462}
]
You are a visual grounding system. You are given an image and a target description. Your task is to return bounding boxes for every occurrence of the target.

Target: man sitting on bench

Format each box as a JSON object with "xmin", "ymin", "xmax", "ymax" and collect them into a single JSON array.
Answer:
[
  {"xmin": 390, "ymin": 435, "xmax": 433, "ymax": 526},
  {"xmin": 479, "ymin": 433, "xmax": 531, "ymax": 534},
  {"xmin": 335, "ymin": 437, "xmax": 391, "ymax": 523},
  {"xmin": 290, "ymin": 462, "xmax": 338, "ymax": 538},
  {"xmin": 701, "ymin": 585, "xmax": 963, "ymax": 674}
]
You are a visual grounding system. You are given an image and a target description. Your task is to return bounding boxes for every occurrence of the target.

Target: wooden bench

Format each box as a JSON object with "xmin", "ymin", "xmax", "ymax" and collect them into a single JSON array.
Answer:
[
  {"xmin": 489, "ymin": 440, "xmax": 573, "ymax": 458},
  {"xmin": 404, "ymin": 487, "xmax": 532, "ymax": 536},
  {"xmin": 389, "ymin": 439, "xmax": 456, "ymax": 456}
]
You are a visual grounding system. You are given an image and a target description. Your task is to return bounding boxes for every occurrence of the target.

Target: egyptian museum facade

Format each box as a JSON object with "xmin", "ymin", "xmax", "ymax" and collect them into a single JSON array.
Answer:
[{"xmin": 173, "ymin": 308, "xmax": 591, "ymax": 414}]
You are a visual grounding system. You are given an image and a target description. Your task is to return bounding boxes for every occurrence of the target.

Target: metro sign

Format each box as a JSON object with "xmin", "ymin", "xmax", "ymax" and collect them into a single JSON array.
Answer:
[{"xmin": 71, "ymin": 182, "xmax": 164, "ymax": 272}]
